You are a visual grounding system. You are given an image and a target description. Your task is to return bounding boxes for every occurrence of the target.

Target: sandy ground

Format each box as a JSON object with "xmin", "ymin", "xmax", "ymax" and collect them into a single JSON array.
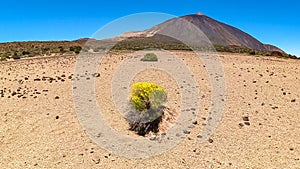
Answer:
[{"xmin": 0, "ymin": 51, "xmax": 299, "ymax": 168}]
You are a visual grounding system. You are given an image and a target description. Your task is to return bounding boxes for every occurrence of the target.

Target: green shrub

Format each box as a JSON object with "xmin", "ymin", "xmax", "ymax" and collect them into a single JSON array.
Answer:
[
  {"xmin": 141, "ymin": 53, "xmax": 158, "ymax": 61},
  {"xmin": 0, "ymin": 57, "xmax": 6, "ymax": 61},
  {"xmin": 69, "ymin": 46, "xmax": 82, "ymax": 54},
  {"xmin": 1, "ymin": 53, "xmax": 9, "ymax": 58},
  {"xmin": 22, "ymin": 51, "xmax": 30, "ymax": 55},
  {"xmin": 12, "ymin": 53, "xmax": 20, "ymax": 59},
  {"xmin": 130, "ymin": 82, "xmax": 167, "ymax": 111}
]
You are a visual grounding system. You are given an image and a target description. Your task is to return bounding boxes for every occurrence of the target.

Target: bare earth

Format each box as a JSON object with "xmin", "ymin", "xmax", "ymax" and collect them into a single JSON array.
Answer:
[{"xmin": 0, "ymin": 51, "xmax": 299, "ymax": 168}]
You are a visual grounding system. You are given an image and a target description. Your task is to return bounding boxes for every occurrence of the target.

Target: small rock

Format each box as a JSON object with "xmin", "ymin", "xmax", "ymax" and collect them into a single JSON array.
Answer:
[
  {"xmin": 239, "ymin": 123, "xmax": 244, "ymax": 128},
  {"xmin": 149, "ymin": 137, "xmax": 157, "ymax": 141},
  {"xmin": 55, "ymin": 96, "xmax": 59, "ymax": 99},
  {"xmin": 93, "ymin": 73, "xmax": 100, "ymax": 77},
  {"xmin": 244, "ymin": 122, "xmax": 250, "ymax": 126},
  {"xmin": 242, "ymin": 116, "xmax": 249, "ymax": 121},
  {"xmin": 183, "ymin": 130, "xmax": 191, "ymax": 134},
  {"xmin": 208, "ymin": 138, "xmax": 213, "ymax": 143}
]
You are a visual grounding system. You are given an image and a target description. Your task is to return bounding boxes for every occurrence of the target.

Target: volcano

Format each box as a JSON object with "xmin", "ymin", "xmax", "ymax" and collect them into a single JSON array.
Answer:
[
  {"xmin": 116, "ymin": 13, "xmax": 282, "ymax": 52},
  {"xmin": 146, "ymin": 13, "xmax": 269, "ymax": 50}
]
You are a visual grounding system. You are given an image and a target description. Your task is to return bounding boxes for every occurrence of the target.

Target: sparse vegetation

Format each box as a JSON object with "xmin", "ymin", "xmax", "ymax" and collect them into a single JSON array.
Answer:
[
  {"xmin": 0, "ymin": 41, "xmax": 85, "ymax": 61},
  {"xmin": 141, "ymin": 53, "xmax": 158, "ymax": 61},
  {"xmin": 69, "ymin": 46, "xmax": 82, "ymax": 54},
  {"xmin": 128, "ymin": 82, "xmax": 167, "ymax": 136},
  {"xmin": 0, "ymin": 37, "xmax": 298, "ymax": 62}
]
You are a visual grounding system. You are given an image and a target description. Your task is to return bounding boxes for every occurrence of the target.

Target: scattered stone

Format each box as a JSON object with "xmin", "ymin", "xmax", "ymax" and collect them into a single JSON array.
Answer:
[
  {"xmin": 183, "ymin": 130, "xmax": 191, "ymax": 134},
  {"xmin": 242, "ymin": 116, "xmax": 249, "ymax": 121},
  {"xmin": 93, "ymin": 73, "xmax": 100, "ymax": 77},
  {"xmin": 92, "ymin": 158, "xmax": 100, "ymax": 164},
  {"xmin": 239, "ymin": 123, "xmax": 244, "ymax": 128},
  {"xmin": 244, "ymin": 122, "xmax": 250, "ymax": 126},
  {"xmin": 208, "ymin": 138, "xmax": 213, "ymax": 143},
  {"xmin": 291, "ymin": 99, "xmax": 296, "ymax": 103},
  {"xmin": 55, "ymin": 116, "xmax": 59, "ymax": 119},
  {"xmin": 149, "ymin": 137, "xmax": 157, "ymax": 141},
  {"xmin": 55, "ymin": 96, "xmax": 59, "ymax": 99}
]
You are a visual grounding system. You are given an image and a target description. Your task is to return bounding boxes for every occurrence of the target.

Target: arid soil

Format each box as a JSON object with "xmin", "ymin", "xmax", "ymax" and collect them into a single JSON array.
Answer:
[{"xmin": 0, "ymin": 51, "xmax": 299, "ymax": 168}]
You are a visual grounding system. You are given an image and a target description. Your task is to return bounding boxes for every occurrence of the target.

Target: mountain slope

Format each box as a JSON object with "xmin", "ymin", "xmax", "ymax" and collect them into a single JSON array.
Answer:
[{"xmin": 146, "ymin": 14, "xmax": 267, "ymax": 50}]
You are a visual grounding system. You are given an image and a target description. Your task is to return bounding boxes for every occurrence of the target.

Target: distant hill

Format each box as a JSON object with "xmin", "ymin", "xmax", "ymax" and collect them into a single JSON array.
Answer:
[
  {"xmin": 0, "ymin": 40, "xmax": 84, "ymax": 61},
  {"xmin": 0, "ymin": 13, "xmax": 298, "ymax": 61}
]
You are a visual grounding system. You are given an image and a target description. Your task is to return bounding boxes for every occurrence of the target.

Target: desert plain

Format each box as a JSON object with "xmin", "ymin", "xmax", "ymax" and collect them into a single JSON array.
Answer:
[{"xmin": 0, "ymin": 51, "xmax": 299, "ymax": 168}]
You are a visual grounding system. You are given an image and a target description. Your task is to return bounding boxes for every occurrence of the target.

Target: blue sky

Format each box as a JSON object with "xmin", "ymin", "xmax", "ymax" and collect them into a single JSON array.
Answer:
[{"xmin": 0, "ymin": 0, "xmax": 299, "ymax": 56}]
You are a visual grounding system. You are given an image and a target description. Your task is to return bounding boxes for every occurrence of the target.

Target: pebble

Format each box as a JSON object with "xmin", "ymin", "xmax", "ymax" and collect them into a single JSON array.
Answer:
[{"xmin": 242, "ymin": 116, "xmax": 249, "ymax": 121}]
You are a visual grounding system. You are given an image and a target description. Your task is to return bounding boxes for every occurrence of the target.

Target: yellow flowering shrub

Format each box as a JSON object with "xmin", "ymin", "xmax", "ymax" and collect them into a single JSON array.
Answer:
[{"xmin": 130, "ymin": 82, "xmax": 167, "ymax": 111}]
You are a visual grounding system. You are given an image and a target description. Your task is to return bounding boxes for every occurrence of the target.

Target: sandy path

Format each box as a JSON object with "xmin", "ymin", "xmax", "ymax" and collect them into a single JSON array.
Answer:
[{"xmin": 0, "ymin": 52, "xmax": 299, "ymax": 168}]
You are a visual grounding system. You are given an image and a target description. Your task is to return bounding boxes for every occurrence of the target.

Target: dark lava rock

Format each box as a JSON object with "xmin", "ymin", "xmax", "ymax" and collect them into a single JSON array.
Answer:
[
  {"xmin": 239, "ymin": 123, "xmax": 244, "ymax": 127},
  {"xmin": 244, "ymin": 122, "xmax": 250, "ymax": 126},
  {"xmin": 291, "ymin": 99, "xmax": 296, "ymax": 102},
  {"xmin": 55, "ymin": 96, "xmax": 59, "ymax": 99},
  {"xmin": 93, "ymin": 73, "xmax": 100, "ymax": 77},
  {"xmin": 208, "ymin": 138, "xmax": 214, "ymax": 143},
  {"xmin": 242, "ymin": 116, "xmax": 249, "ymax": 121},
  {"xmin": 183, "ymin": 130, "xmax": 191, "ymax": 134}
]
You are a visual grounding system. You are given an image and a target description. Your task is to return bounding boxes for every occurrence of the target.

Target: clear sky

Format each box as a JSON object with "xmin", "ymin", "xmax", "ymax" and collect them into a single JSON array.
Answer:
[{"xmin": 0, "ymin": 0, "xmax": 299, "ymax": 56}]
